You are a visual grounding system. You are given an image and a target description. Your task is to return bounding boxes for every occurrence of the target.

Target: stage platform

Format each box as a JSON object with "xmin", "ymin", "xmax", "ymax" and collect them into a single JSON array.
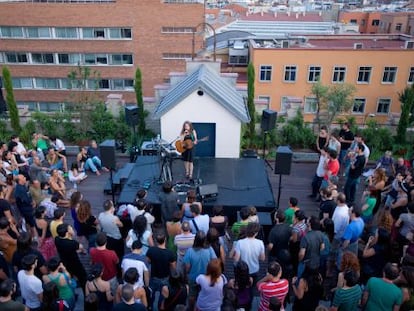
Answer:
[{"xmin": 117, "ymin": 156, "xmax": 276, "ymax": 222}]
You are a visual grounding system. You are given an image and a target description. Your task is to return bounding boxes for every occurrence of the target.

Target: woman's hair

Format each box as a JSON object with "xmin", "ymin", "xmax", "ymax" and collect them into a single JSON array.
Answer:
[
  {"xmin": 16, "ymin": 232, "xmax": 32, "ymax": 252},
  {"xmin": 77, "ymin": 200, "xmax": 92, "ymax": 223},
  {"xmin": 171, "ymin": 210, "xmax": 182, "ymax": 222},
  {"xmin": 181, "ymin": 121, "xmax": 194, "ymax": 135},
  {"xmin": 321, "ymin": 218, "xmax": 335, "ymax": 243},
  {"xmin": 124, "ymin": 267, "xmax": 139, "ymax": 285},
  {"xmin": 168, "ymin": 270, "xmax": 184, "ymax": 289},
  {"xmin": 374, "ymin": 168, "xmax": 387, "ymax": 182},
  {"xmin": 34, "ymin": 205, "xmax": 46, "ymax": 219},
  {"xmin": 47, "ymin": 256, "xmax": 61, "ymax": 272},
  {"xmin": 42, "ymin": 282, "xmax": 60, "ymax": 310},
  {"xmin": 70, "ymin": 191, "xmax": 83, "ymax": 208},
  {"xmin": 206, "ymin": 258, "xmax": 222, "ymax": 286},
  {"xmin": 187, "ymin": 190, "xmax": 196, "ymax": 203},
  {"xmin": 70, "ymin": 162, "xmax": 79, "ymax": 170},
  {"xmin": 132, "ymin": 215, "xmax": 147, "ymax": 240},
  {"xmin": 84, "ymin": 293, "xmax": 99, "ymax": 311},
  {"xmin": 193, "ymin": 231, "xmax": 206, "ymax": 249},
  {"xmin": 234, "ymin": 260, "xmax": 250, "ymax": 291},
  {"xmin": 207, "ymin": 227, "xmax": 220, "ymax": 246},
  {"xmin": 302, "ymin": 267, "xmax": 323, "ymax": 288},
  {"xmin": 340, "ymin": 251, "xmax": 360, "ymax": 273},
  {"xmin": 88, "ymin": 263, "xmax": 103, "ymax": 282},
  {"xmin": 212, "ymin": 205, "xmax": 224, "ymax": 217}
]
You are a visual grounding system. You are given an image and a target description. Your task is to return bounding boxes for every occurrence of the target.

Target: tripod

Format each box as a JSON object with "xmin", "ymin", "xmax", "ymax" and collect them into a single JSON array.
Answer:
[{"xmin": 262, "ymin": 131, "xmax": 273, "ymax": 170}]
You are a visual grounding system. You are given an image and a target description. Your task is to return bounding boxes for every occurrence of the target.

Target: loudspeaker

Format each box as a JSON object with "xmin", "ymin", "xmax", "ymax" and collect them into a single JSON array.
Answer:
[
  {"xmin": 261, "ymin": 109, "xmax": 277, "ymax": 131},
  {"xmin": 198, "ymin": 184, "xmax": 218, "ymax": 201},
  {"xmin": 99, "ymin": 139, "xmax": 116, "ymax": 170},
  {"xmin": 125, "ymin": 106, "xmax": 139, "ymax": 126},
  {"xmin": 274, "ymin": 145, "xmax": 293, "ymax": 175}
]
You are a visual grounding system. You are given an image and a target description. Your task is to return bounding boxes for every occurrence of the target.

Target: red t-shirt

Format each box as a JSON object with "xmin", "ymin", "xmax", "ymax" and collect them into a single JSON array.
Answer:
[
  {"xmin": 325, "ymin": 159, "xmax": 340, "ymax": 180},
  {"xmin": 258, "ymin": 279, "xmax": 289, "ymax": 311},
  {"xmin": 90, "ymin": 248, "xmax": 119, "ymax": 281}
]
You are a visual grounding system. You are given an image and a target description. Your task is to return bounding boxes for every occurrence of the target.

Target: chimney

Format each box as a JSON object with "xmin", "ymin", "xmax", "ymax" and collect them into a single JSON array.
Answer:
[
  {"xmin": 303, "ymin": 11, "xmax": 306, "ymax": 16},
  {"xmin": 287, "ymin": 11, "xmax": 290, "ymax": 17},
  {"xmin": 261, "ymin": 9, "xmax": 264, "ymax": 16},
  {"xmin": 296, "ymin": 13, "xmax": 299, "ymax": 19},
  {"xmin": 274, "ymin": 12, "xmax": 277, "ymax": 18},
  {"xmin": 319, "ymin": 11, "xmax": 322, "ymax": 16}
]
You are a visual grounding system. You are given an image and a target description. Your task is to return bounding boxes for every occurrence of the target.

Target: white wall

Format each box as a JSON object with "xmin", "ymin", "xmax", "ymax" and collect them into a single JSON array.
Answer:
[{"xmin": 160, "ymin": 91, "xmax": 241, "ymax": 158}]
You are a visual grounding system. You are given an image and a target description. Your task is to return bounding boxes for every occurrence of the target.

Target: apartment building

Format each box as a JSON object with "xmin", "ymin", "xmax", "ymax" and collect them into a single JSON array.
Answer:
[
  {"xmin": 250, "ymin": 34, "xmax": 414, "ymax": 124},
  {"xmin": 0, "ymin": 0, "xmax": 204, "ymax": 112}
]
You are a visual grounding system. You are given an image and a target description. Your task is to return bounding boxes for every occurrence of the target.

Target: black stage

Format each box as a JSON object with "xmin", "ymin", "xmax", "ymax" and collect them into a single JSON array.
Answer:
[{"xmin": 117, "ymin": 156, "xmax": 276, "ymax": 222}]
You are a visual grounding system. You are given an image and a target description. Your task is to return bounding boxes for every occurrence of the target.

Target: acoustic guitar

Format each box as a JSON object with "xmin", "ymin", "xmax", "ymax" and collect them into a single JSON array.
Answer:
[{"xmin": 175, "ymin": 136, "xmax": 209, "ymax": 153}]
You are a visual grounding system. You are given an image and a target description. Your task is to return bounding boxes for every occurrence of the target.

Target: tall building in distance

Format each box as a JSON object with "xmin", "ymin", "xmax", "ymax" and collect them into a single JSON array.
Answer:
[{"xmin": 0, "ymin": 0, "xmax": 204, "ymax": 112}]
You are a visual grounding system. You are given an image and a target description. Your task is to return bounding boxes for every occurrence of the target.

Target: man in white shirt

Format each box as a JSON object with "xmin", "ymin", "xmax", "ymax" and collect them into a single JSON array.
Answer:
[
  {"xmin": 310, "ymin": 147, "xmax": 328, "ymax": 198},
  {"xmin": 121, "ymin": 240, "xmax": 150, "ymax": 287},
  {"xmin": 17, "ymin": 254, "xmax": 43, "ymax": 311},
  {"xmin": 332, "ymin": 192, "xmax": 350, "ymax": 267},
  {"xmin": 189, "ymin": 204, "xmax": 209, "ymax": 234},
  {"xmin": 234, "ymin": 222, "xmax": 265, "ymax": 280},
  {"xmin": 50, "ymin": 136, "xmax": 66, "ymax": 156}
]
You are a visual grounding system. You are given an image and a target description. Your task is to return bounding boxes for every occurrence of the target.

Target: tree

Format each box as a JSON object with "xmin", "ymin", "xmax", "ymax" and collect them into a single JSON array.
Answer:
[
  {"xmin": 325, "ymin": 83, "xmax": 356, "ymax": 126},
  {"xmin": 397, "ymin": 84, "xmax": 414, "ymax": 144},
  {"xmin": 2, "ymin": 66, "xmax": 21, "ymax": 133},
  {"xmin": 246, "ymin": 62, "xmax": 256, "ymax": 146},
  {"xmin": 134, "ymin": 67, "xmax": 146, "ymax": 136},
  {"xmin": 310, "ymin": 80, "xmax": 329, "ymax": 130}
]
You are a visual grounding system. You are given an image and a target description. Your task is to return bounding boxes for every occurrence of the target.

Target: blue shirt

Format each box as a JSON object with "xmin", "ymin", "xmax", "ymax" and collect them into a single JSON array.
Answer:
[
  {"xmin": 183, "ymin": 247, "xmax": 216, "ymax": 282},
  {"xmin": 342, "ymin": 218, "xmax": 364, "ymax": 243}
]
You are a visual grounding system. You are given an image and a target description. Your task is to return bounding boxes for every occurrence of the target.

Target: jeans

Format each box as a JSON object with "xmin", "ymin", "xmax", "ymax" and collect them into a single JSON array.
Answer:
[
  {"xmin": 84, "ymin": 156, "xmax": 101, "ymax": 172},
  {"xmin": 50, "ymin": 159, "xmax": 64, "ymax": 170},
  {"xmin": 149, "ymin": 276, "xmax": 169, "ymax": 309},
  {"xmin": 344, "ymin": 176, "xmax": 360, "ymax": 205}
]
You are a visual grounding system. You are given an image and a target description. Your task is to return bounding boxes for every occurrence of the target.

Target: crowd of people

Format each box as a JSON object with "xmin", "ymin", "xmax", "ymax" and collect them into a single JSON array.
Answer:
[{"xmin": 0, "ymin": 127, "xmax": 413, "ymax": 311}]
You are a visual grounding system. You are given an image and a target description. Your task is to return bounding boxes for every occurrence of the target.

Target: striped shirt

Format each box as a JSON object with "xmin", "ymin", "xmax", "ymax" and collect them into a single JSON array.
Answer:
[
  {"xmin": 258, "ymin": 279, "xmax": 289, "ymax": 311},
  {"xmin": 174, "ymin": 233, "xmax": 195, "ymax": 257},
  {"xmin": 332, "ymin": 285, "xmax": 362, "ymax": 311}
]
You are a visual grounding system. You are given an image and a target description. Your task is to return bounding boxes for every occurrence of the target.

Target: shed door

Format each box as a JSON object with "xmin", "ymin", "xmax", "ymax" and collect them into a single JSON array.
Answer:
[{"xmin": 193, "ymin": 122, "xmax": 215, "ymax": 157}]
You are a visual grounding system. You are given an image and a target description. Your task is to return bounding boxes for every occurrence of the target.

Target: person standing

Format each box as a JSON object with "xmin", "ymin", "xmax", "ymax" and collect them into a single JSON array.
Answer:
[
  {"xmin": 17, "ymin": 254, "xmax": 43, "ymax": 311},
  {"xmin": 112, "ymin": 284, "xmax": 146, "ymax": 311},
  {"xmin": 98, "ymin": 200, "xmax": 124, "ymax": 260},
  {"xmin": 309, "ymin": 147, "xmax": 328, "ymax": 198},
  {"xmin": 344, "ymin": 143, "xmax": 366, "ymax": 206},
  {"xmin": 257, "ymin": 261, "xmax": 289, "ymax": 311},
  {"xmin": 158, "ymin": 181, "xmax": 179, "ymax": 224},
  {"xmin": 179, "ymin": 121, "xmax": 198, "ymax": 180},
  {"xmin": 362, "ymin": 262, "xmax": 403, "ymax": 311},
  {"xmin": 340, "ymin": 206, "xmax": 364, "ymax": 257},
  {"xmin": 14, "ymin": 174, "xmax": 37, "ymax": 238},
  {"xmin": 338, "ymin": 122, "xmax": 354, "ymax": 166},
  {"xmin": 331, "ymin": 193, "xmax": 350, "ymax": 268},
  {"xmin": 0, "ymin": 278, "xmax": 28, "ymax": 311},
  {"xmin": 174, "ymin": 221, "xmax": 195, "ymax": 275}
]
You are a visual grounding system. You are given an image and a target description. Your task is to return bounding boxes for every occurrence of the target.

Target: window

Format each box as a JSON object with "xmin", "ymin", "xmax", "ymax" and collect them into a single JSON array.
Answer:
[
  {"xmin": 408, "ymin": 67, "xmax": 414, "ymax": 83},
  {"xmin": 161, "ymin": 26, "xmax": 194, "ymax": 33},
  {"xmin": 32, "ymin": 53, "xmax": 54, "ymax": 64},
  {"xmin": 308, "ymin": 66, "xmax": 321, "ymax": 83},
  {"xmin": 111, "ymin": 54, "xmax": 133, "ymax": 65},
  {"xmin": 162, "ymin": 53, "xmax": 192, "ymax": 59},
  {"xmin": 17, "ymin": 102, "xmax": 37, "ymax": 112},
  {"xmin": 350, "ymin": 19, "xmax": 357, "ymax": 24},
  {"xmin": 382, "ymin": 66, "xmax": 397, "ymax": 83},
  {"xmin": 55, "ymin": 27, "xmax": 77, "ymax": 38},
  {"xmin": 304, "ymin": 97, "xmax": 317, "ymax": 114},
  {"xmin": 84, "ymin": 54, "xmax": 96, "ymax": 64},
  {"xmin": 357, "ymin": 66, "xmax": 372, "ymax": 83},
  {"xmin": 372, "ymin": 19, "xmax": 380, "ymax": 26},
  {"xmin": 124, "ymin": 79, "xmax": 134, "ymax": 89},
  {"xmin": 12, "ymin": 78, "xmax": 33, "ymax": 88},
  {"xmin": 396, "ymin": 23, "xmax": 402, "ymax": 31},
  {"xmin": 27, "ymin": 27, "xmax": 51, "ymax": 38},
  {"xmin": 333, "ymin": 66, "xmax": 346, "ymax": 83},
  {"xmin": 109, "ymin": 28, "xmax": 132, "ymax": 38},
  {"xmin": 377, "ymin": 98, "xmax": 391, "ymax": 114},
  {"xmin": 280, "ymin": 96, "xmax": 291, "ymax": 113},
  {"xmin": 60, "ymin": 79, "xmax": 69, "ymax": 89},
  {"xmin": 58, "ymin": 53, "xmax": 80, "ymax": 64},
  {"xmin": 353, "ymin": 98, "xmax": 366, "ymax": 113},
  {"xmin": 39, "ymin": 102, "xmax": 62, "ymax": 112},
  {"xmin": 284, "ymin": 66, "xmax": 297, "ymax": 82},
  {"xmin": 0, "ymin": 53, "xmax": 3, "ymax": 63},
  {"xmin": 96, "ymin": 54, "xmax": 108, "ymax": 64},
  {"xmin": 0, "ymin": 26, "xmax": 23, "ymax": 38},
  {"xmin": 259, "ymin": 65, "xmax": 272, "ymax": 81},
  {"xmin": 35, "ymin": 78, "xmax": 58, "ymax": 89},
  {"xmin": 5, "ymin": 52, "xmax": 28, "ymax": 63},
  {"xmin": 98, "ymin": 79, "xmax": 110, "ymax": 89}
]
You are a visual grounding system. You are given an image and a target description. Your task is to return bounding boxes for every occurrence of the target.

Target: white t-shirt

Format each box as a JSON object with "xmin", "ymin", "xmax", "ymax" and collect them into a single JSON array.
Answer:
[
  {"xmin": 190, "ymin": 214, "xmax": 210, "ymax": 234},
  {"xmin": 17, "ymin": 270, "xmax": 43, "ymax": 309},
  {"xmin": 316, "ymin": 154, "xmax": 328, "ymax": 177},
  {"xmin": 121, "ymin": 256, "xmax": 148, "ymax": 288},
  {"xmin": 126, "ymin": 229, "xmax": 151, "ymax": 255},
  {"xmin": 332, "ymin": 204, "xmax": 350, "ymax": 240},
  {"xmin": 235, "ymin": 237, "xmax": 265, "ymax": 274},
  {"xmin": 53, "ymin": 138, "xmax": 66, "ymax": 152}
]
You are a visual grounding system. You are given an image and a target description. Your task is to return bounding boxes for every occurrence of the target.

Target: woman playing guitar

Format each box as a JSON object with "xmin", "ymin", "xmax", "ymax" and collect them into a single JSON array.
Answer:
[{"xmin": 179, "ymin": 121, "xmax": 198, "ymax": 179}]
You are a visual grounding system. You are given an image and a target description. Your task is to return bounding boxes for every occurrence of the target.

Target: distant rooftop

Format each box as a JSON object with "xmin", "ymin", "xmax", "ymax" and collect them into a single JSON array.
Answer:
[
  {"xmin": 241, "ymin": 11, "xmax": 325, "ymax": 22},
  {"xmin": 0, "ymin": 0, "xmax": 115, "ymax": 2}
]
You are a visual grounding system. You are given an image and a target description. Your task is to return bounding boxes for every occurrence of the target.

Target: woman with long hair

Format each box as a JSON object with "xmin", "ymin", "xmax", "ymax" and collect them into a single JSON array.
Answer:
[
  {"xmin": 335, "ymin": 251, "xmax": 360, "ymax": 289},
  {"xmin": 85, "ymin": 263, "xmax": 114, "ymax": 311},
  {"xmin": 181, "ymin": 189, "xmax": 202, "ymax": 222},
  {"xmin": 34, "ymin": 206, "xmax": 57, "ymax": 261},
  {"xmin": 179, "ymin": 121, "xmax": 198, "ymax": 179},
  {"xmin": 126, "ymin": 215, "xmax": 153, "ymax": 255},
  {"xmin": 196, "ymin": 258, "xmax": 227, "ymax": 311},
  {"xmin": 206, "ymin": 227, "xmax": 225, "ymax": 269},
  {"xmin": 367, "ymin": 168, "xmax": 387, "ymax": 215},
  {"xmin": 209, "ymin": 205, "xmax": 229, "ymax": 253},
  {"xmin": 69, "ymin": 191, "xmax": 83, "ymax": 236},
  {"xmin": 159, "ymin": 270, "xmax": 188, "ymax": 311},
  {"xmin": 227, "ymin": 260, "xmax": 253, "ymax": 310},
  {"xmin": 292, "ymin": 267, "xmax": 323, "ymax": 311},
  {"xmin": 42, "ymin": 281, "xmax": 71, "ymax": 311},
  {"xmin": 76, "ymin": 200, "xmax": 98, "ymax": 249}
]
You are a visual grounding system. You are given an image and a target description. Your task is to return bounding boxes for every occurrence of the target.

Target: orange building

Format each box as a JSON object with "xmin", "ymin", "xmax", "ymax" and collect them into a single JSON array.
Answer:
[
  {"xmin": 0, "ymin": 0, "xmax": 203, "ymax": 112},
  {"xmin": 338, "ymin": 11, "xmax": 382, "ymax": 34},
  {"xmin": 250, "ymin": 34, "xmax": 414, "ymax": 125}
]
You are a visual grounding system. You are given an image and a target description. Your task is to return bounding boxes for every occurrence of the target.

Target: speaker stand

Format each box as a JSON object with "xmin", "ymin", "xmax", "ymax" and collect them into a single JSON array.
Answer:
[
  {"xmin": 277, "ymin": 174, "xmax": 282, "ymax": 209},
  {"xmin": 262, "ymin": 131, "xmax": 273, "ymax": 170},
  {"xmin": 109, "ymin": 169, "xmax": 116, "ymax": 204}
]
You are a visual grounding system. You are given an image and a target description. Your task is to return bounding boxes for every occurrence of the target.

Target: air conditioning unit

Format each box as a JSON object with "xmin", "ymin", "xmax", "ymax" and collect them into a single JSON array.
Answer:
[
  {"xmin": 354, "ymin": 43, "xmax": 363, "ymax": 49},
  {"xmin": 281, "ymin": 40, "xmax": 290, "ymax": 48},
  {"xmin": 405, "ymin": 41, "xmax": 414, "ymax": 49}
]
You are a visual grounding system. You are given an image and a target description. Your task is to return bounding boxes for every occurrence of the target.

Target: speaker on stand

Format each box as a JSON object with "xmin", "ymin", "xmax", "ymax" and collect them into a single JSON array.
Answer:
[
  {"xmin": 261, "ymin": 109, "xmax": 277, "ymax": 169},
  {"xmin": 274, "ymin": 145, "xmax": 293, "ymax": 209},
  {"xmin": 100, "ymin": 140, "xmax": 117, "ymax": 203},
  {"xmin": 125, "ymin": 106, "xmax": 140, "ymax": 162}
]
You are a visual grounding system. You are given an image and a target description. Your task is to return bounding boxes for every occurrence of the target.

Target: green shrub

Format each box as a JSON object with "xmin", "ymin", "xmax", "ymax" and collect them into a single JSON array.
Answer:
[{"xmin": 279, "ymin": 110, "xmax": 315, "ymax": 148}]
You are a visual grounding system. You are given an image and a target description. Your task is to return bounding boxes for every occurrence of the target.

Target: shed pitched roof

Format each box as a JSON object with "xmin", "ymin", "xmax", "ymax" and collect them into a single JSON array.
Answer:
[{"xmin": 154, "ymin": 64, "xmax": 250, "ymax": 123}]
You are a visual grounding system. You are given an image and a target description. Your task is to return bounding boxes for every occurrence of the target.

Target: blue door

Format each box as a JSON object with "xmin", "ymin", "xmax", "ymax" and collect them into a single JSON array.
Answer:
[{"xmin": 193, "ymin": 122, "xmax": 215, "ymax": 157}]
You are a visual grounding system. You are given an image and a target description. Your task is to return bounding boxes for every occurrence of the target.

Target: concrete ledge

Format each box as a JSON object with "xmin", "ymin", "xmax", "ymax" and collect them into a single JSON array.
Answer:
[{"xmin": 293, "ymin": 151, "xmax": 319, "ymax": 163}]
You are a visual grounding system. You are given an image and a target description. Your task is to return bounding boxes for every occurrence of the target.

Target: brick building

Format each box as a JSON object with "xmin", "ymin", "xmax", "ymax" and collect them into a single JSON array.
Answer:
[{"xmin": 0, "ymin": 0, "xmax": 204, "ymax": 112}]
